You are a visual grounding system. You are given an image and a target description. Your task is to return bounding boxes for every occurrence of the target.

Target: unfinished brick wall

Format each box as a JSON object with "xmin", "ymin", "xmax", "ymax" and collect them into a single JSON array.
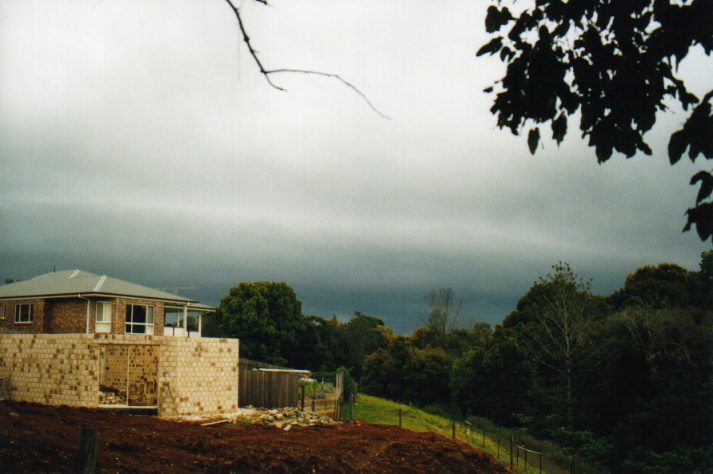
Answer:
[
  {"xmin": 158, "ymin": 338, "xmax": 239, "ymax": 417},
  {"xmin": 0, "ymin": 334, "xmax": 100, "ymax": 407},
  {"xmin": 0, "ymin": 334, "xmax": 238, "ymax": 417}
]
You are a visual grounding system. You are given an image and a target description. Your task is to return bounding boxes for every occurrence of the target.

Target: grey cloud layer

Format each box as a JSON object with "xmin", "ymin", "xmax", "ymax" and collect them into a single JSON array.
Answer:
[{"xmin": 1, "ymin": 0, "xmax": 710, "ymax": 332}]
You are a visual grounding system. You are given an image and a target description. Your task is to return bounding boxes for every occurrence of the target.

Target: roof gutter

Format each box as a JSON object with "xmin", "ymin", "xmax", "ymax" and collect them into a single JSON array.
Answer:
[{"xmin": 0, "ymin": 293, "xmax": 196, "ymax": 304}]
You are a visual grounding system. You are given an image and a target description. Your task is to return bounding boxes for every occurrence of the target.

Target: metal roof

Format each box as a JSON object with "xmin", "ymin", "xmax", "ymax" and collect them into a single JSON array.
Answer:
[{"xmin": 0, "ymin": 269, "xmax": 204, "ymax": 305}]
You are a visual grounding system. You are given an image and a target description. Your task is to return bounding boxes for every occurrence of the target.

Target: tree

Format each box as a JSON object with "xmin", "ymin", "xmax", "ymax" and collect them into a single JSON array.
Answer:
[
  {"xmin": 424, "ymin": 288, "xmax": 463, "ymax": 341},
  {"xmin": 218, "ymin": 281, "xmax": 305, "ymax": 366},
  {"xmin": 478, "ymin": 0, "xmax": 713, "ymax": 240},
  {"xmin": 516, "ymin": 262, "xmax": 595, "ymax": 428}
]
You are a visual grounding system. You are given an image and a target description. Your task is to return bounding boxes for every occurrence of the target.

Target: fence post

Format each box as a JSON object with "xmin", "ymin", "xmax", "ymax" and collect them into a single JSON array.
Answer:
[
  {"xmin": 539, "ymin": 452, "xmax": 543, "ymax": 474},
  {"xmin": 524, "ymin": 448, "xmax": 528, "ymax": 472},
  {"xmin": 451, "ymin": 415, "xmax": 456, "ymax": 440},
  {"xmin": 572, "ymin": 454, "xmax": 577, "ymax": 474},
  {"xmin": 349, "ymin": 393, "xmax": 353, "ymax": 420},
  {"xmin": 509, "ymin": 435, "xmax": 513, "ymax": 470},
  {"xmin": 78, "ymin": 428, "xmax": 97, "ymax": 474},
  {"xmin": 398, "ymin": 408, "xmax": 402, "ymax": 429},
  {"xmin": 516, "ymin": 445, "xmax": 519, "ymax": 466},
  {"xmin": 482, "ymin": 429, "xmax": 485, "ymax": 449},
  {"xmin": 311, "ymin": 383, "xmax": 316, "ymax": 412},
  {"xmin": 300, "ymin": 384, "xmax": 305, "ymax": 410},
  {"xmin": 497, "ymin": 435, "xmax": 500, "ymax": 458}
]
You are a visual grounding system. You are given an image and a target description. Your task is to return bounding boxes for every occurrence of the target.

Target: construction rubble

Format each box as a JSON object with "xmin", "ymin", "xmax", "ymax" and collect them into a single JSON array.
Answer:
[
  {"xmin": 175, "ymin": 406, "xmax": 339, "ymax": 431},
  {"xmin": 237, "ymin": 407, "xmax": 339, "ymax": 430}
]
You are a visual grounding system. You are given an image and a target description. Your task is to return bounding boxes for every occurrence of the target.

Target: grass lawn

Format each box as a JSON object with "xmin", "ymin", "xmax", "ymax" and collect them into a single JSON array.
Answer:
[{"xmin": 350, "ymin": 394, "xmax": 566, "ymax": 474}]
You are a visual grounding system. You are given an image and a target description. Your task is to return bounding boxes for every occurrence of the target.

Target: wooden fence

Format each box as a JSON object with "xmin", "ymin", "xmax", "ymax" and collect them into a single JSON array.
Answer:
[{"xmin": 238, "ymin": 358, "xmax": 303, "ymax": 409}]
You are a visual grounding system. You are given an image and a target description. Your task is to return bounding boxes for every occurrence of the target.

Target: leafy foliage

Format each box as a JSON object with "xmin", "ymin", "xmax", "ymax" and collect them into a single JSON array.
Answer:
[{"xmin": 479, "ymin": 0, "xmax": 713, "ymax": 240}]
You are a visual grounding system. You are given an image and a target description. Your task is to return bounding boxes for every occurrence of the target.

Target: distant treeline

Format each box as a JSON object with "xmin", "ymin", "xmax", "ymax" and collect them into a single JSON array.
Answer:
[{"xmin": 206, "ymin": 251, "xmax": 713, "ymax": 472}]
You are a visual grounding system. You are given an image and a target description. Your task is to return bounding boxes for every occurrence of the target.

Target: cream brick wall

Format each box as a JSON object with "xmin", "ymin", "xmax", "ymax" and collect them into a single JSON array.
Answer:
[
  {"xmin": 0, "ymin": 334, "xmax": 100, "ymax": 407},
  {"xmin": 158, "ymin": 337, "xmax": 239, "ymax": 417},
  {"xmin": 0, "ymin": 334, "xmax": 239, "ymax": 417}
]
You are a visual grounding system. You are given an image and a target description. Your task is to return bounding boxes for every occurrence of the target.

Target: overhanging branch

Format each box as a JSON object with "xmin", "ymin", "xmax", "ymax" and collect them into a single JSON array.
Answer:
[{"xmin": 223, "ymin": 0, "xmax": 390, "ymax": 119}]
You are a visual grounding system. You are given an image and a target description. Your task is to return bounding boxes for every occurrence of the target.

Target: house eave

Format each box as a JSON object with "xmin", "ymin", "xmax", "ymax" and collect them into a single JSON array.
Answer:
[{"xmin": 0, "ymin": 292, "xmax": 198, "ymax": 304}]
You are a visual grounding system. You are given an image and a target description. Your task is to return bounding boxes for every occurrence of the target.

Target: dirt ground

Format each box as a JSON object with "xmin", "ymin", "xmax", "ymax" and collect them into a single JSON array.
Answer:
[{"xmin": 0, "ymin": 401, "xmax": 511, "ymax": 473}]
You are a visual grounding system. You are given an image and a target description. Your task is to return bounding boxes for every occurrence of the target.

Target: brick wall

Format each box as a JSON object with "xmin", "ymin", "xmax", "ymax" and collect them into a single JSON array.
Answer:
[
  {"xmin": 0, "ymin": 333, "xmax": 100, "ymax": 406},
  {"xmin": 158, "ymin": 337, "xmax": 239, "ymax": 417},
  {"xmin": 0, "ymin": 299, "xmax": 47, "ymax": 334},
  {"xmin": 0, "ymin": 297, "xmax": 166, "ymax": 336},
  {"xmin": 0, "ymin": 333, "xmax": 238, "ymax": 417}
]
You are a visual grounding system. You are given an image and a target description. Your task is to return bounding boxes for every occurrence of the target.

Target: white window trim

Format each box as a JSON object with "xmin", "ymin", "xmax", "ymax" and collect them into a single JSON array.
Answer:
[
  {"xmin": 0, "ymin": 305, "xmax": 5, "ymax": 319},
  {"xmin": 95, "ymin": 301, "xmax": 113, "ymax": 334},
  {"xmin": 125, "ymin": 304, "xmax": 154, "ymax": 335},
  {"xmin": 14, "ymin": 303, "xmax": 33, "ymax": 324}
]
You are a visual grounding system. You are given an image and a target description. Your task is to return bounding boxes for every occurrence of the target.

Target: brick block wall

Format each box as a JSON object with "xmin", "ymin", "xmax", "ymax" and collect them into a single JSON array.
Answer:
[
  {"xmin": 0, "ymin": 334, "xmax": 100, "ymax": 407},
  {"xmin": 0, "ymin": 334, "xmax": 238, "ymax": 417},
  {"xmin": 158, "ymin": 337, "xmax": 239, "ymax": 417}
]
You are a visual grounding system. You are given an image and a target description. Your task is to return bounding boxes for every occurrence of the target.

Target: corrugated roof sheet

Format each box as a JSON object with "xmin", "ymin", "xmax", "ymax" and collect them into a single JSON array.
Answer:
[{"xmin": 0, "ymin": 270, "xmax": 199, "ymax": 304}]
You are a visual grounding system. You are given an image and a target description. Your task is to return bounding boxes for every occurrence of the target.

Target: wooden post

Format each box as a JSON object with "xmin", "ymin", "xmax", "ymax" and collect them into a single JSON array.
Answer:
[
  {"xmin": 539, "ymin": 452, "xmax": 543, "ymax": 474},
  {"xmin": 524, "ymin": 448, "xmax": 528, "ymax": 471},
  {"xmin": 311, "ymin": 384, "xmax": 316, "ymax": 412},
  {"xmin": 509, "ymin": 435, "xmax": 514, "ymax": 470},
  {"xmin": 398, "ymin": 408, "xmax": 402, "ymax": 429},
  {"xmin": 572, "ymin": 454, "xmax": 577, "ymax": 474},
  {"xmin": 482, "ymin": 429, "xmax": 485, "ymax": 448},
  {"xmin": 78, "ymin": 428, "xmax": 97, "ymax": 474},
  {"xmin": 497, "ymin": 435, "xmax": 500, "ymax": 457},
  {"xmin": 300, "ymin": 384, "xmax": 305, "ymax": 410},
  {"xmin": 349, "ymin": 393, "xmax": 353, "ymax": 420},
  {"xmin": 451, "ymin": 416, "xmax": 456, "ymax": 440}
]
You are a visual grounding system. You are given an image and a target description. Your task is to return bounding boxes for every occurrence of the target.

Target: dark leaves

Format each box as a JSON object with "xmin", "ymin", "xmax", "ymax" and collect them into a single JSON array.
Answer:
[
  {"xmin": 551, "ymin": 114, "xmax": 567, "ymax": 145},
  {"xmin": 528, "ymin": 128, "xmax": 540, "ymax": 155},
  {"xmin": 669, "ymin": 130, "xmax": 687, "ymax": 164},
  {"xmin": 485, "ymin": 6, "xmax": 514, "ymax": 34},
  {"xmin": 684, "ymin": 202, "xmax": 713, "ymax": 242},
  {"xmin": 691, "ymin": 171, "xmax": 713, "ymax": 205},
  {"xmin": 477, "ymin": 37, "xmax": 503, "ymax": 57}
]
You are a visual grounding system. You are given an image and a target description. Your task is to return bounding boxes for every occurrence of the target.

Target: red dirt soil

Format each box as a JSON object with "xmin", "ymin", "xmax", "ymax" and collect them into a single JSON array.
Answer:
[{"xmin": 0, "ymin": 401, "xmax": 511, "ymax": 473}]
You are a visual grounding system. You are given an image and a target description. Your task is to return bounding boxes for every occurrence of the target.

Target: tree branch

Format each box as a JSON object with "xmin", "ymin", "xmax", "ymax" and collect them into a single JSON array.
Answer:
[{"xmin": 222, "ymin": 0, "xmax": 390, "ymax": 119}]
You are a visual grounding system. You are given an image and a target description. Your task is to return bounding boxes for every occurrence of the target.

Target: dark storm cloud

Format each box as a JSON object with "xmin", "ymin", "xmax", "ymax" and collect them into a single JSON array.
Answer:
[{"xmin": 1, "ymin": 0, "xmax": 710, "ymax": 333}]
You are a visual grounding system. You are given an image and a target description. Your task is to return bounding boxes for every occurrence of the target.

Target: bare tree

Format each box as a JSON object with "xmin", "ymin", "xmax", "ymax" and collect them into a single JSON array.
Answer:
[
  {"xmin": 424, "ymin": 288, "xmax": 463, "ymax": 336},
  {"xmin": 221, "ymin": 0, "xmax": 389, "ymax": 119}
]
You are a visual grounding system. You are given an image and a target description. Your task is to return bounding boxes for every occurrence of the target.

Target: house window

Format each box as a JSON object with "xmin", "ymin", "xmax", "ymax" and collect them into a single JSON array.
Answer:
[
  {"xmin": 15, "ymin": 303, "xmax": 32, "ymax": 323},
  {"xmin": 96, "ymin": 302, "xmax": 113, "ymax": 333},
  {"xmin": 125, "ymin": 304, "xmax": 154, "ymax": 335},
  {"xmin": 0, "ymin": 305, "xmax": 5, "ymax": 319}
]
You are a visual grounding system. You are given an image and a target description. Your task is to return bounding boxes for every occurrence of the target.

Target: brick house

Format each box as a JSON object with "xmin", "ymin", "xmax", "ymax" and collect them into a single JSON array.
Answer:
[
  {"xmin": 0, "ymin": 269, "xmax": 214, "ymax": 336},
  {"xmin": 0, "ymin": 270, "xmax": 238, "ymax": 416}
]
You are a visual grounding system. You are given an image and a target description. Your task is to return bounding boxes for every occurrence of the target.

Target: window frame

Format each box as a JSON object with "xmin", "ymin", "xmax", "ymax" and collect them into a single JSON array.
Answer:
[
  {"xmin": 14, "ymin": 303, "xmax": 33, "ymax": 324},
  {"xmin": 0, "ymin": 305, "xmax": 5, "ymax": 319},
  {"xmin": 125, "ymin": 304, "xmax": 154, "ymax": 335},
  {"xmin": 95, "ymin": 301, "xmax": 113, "ymax": 333}
]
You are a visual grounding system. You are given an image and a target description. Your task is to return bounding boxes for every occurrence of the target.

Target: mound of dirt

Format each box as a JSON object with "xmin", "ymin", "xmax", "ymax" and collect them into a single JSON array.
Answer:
[{"xmin": 0, "ymin": 401, "xmax": 510, "ymax": 473}]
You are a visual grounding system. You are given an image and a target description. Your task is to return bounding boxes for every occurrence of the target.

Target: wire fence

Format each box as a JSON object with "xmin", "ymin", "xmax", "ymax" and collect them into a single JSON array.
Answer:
[{"xmin": 457, "ymin": 419, "xmax": 604, "ymax": 474}]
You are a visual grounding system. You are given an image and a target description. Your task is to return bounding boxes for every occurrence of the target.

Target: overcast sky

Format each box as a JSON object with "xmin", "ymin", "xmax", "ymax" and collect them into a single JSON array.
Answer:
[{"xmin": 1, "ymin": 0, "xmax": 710, "ymax": 333}]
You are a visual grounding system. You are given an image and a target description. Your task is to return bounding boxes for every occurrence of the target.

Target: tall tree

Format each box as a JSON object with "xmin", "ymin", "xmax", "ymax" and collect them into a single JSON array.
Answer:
[
  {"xmin": 517, "ymin": 262, "xmax": 595, "ymax": 428},
  {"xmin": 479, "ymin": 0, "xmax": 713, "ymax": 240},
  {"xmin": 218, "ymin": 281, "xmax": 305, "ymax": 366}
]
